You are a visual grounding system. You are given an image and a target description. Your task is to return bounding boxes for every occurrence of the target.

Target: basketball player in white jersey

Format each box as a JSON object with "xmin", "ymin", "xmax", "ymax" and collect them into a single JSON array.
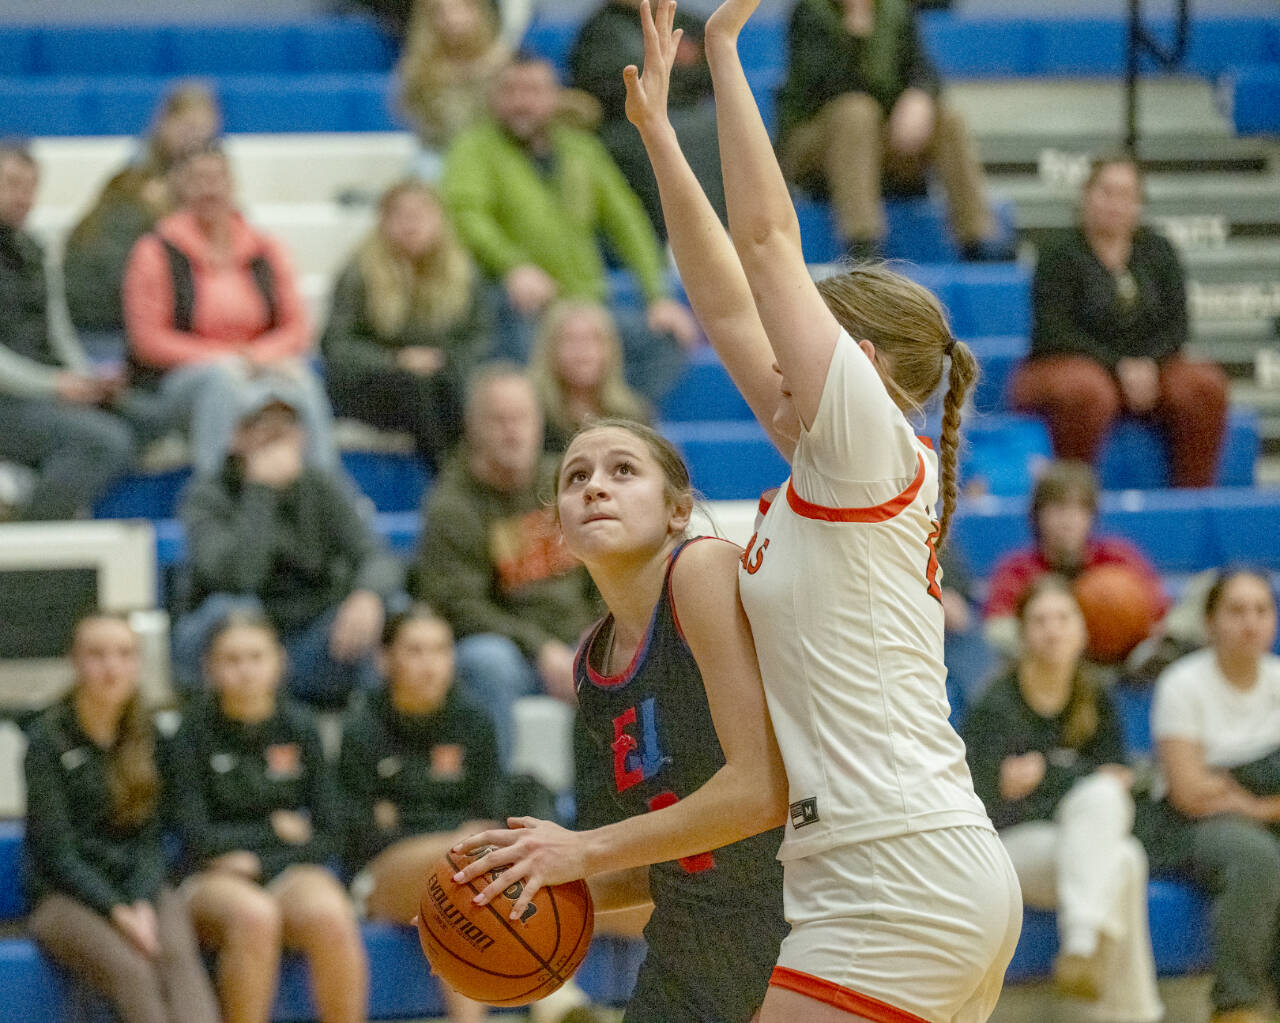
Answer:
[{"xmin": 454, "ymin": 4, "xmax": 1021, "ymax": 1020}]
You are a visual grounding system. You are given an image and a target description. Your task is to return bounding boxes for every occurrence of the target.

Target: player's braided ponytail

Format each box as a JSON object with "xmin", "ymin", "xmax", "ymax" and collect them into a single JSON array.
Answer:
[{"xmin": 937, "ymin": 340, "xmax": 977, "ymax": 548}]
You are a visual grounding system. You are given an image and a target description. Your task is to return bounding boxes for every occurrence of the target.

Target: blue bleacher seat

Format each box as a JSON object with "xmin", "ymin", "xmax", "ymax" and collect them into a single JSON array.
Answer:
[
  {"xmin": 345, "ymin": 73, "xmax": 403, "ymax": 132},
  {"xmin": 293, "ymin": 19, "xmax": 395, "ymax": 75},
  {"xmin": 1185, "ymin": 19, "xmax": 1277, "ymax": 78},
  {"xmin": 91, "ymin": 77, "xmax": 175, "ymax": 136},
  {"xmin": 738, "ymin": 19, "xmax": 786, "ymax": 80},
  {"xmin": 520, "ymin": 19, "xmax": 579, "ymax": 78},
  {"xmin": 0, "ymin": 79, "xmax": 92, "ymax": 137},
  {"xmin": 37, "ymin": 26, "xmax": 166, "ymax": 76},
  {"xmin": 658, "ymin": 346, "xmax": 754, "ymax": 423},
  {"xmin": 0, "ymin": 27, "xmax": 37, "ymax": 78},
  {"xmin": 920, "ymin": 16, "xmax": 1035, "ymax": 78},
  {"xmin": 660, "ymin": 420, "xmax": 789, "ymax": 501},
  {"xmin": 1099, "ymin": 408, "xmax": 1259, "ymax": 490},
  {"xmin": 167, "ymin": 24, "xmax": 295, "ymax": 76},
  {"xmin": 1231, "ymin": 65, "xmax": 1280, "ymax": 136},
  {"xmin": 943, "ymin": 263, "xmax": 1031, "ymax": 339},
  {"xmin": 959, "ymin": 414, "xmax": 1053, "ymax": 498},
  {"xmin": 966, "ymin": 335, "xmax": 1025, "ymax": 414},
  {"xmin": 0, "ymin": 820, "xmax": 26, "ymax": 922}
]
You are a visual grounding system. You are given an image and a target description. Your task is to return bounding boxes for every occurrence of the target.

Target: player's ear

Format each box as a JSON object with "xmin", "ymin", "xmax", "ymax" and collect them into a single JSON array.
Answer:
[{"xmin": 668, "ymin": 495, "xmax": 693, "ymax": 536}]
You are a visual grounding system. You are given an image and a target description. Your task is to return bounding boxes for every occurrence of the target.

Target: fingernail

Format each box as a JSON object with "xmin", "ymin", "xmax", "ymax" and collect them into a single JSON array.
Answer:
[{"xmin": 453, "ymin": 872, "xmax": 464, "ymax": 882}]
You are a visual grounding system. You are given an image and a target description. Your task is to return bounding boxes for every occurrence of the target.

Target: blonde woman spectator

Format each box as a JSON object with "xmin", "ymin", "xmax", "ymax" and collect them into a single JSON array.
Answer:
[
  {"xmin": 322, "ymin": 180, "xmax": 492, "ymax": 471},
  {"xmin": 964, "ymin": 576, "xmax": 1162, "ymax": 1021},
  {"xmin": 398, "ymin": 0, "xmax": 511, "ymax": 180},
  {"xmin": 65, "ymin": 83, "xmax": 221, "ymax": 341},
  {"xmin": 527, "ymin": 300, "xmax": 648, "ymax": 453}
]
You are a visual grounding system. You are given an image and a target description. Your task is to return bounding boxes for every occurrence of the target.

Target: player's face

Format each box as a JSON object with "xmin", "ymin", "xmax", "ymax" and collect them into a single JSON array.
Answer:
[
  {"xmin": 72, "ymin": 618, "xmax": 141, "ymax": 712},
  {"xmin": 206, "ymin": 624, "xmax": 283, "ymax": 721},
  {"xmin": 1038, "ymin": 499, "xmax": 1093, "ymax": 570},
  {"xmin": 383, "ymin": 188, "xmax": 443, "ymax": 261},
  {"xmin": 1019, "ymin": 588, "xmax": 1087, "ymax": 670},
  {"xmin": 1208, "ymin": 574, "xmax": 1278, "ymax": 662},
  {"xmin": 385, "ymin": 617, "xmax": 456, "ymax": 714},
  {"xmin": 553, "ymin": 310, "xmax": 611, "ymax": 393},
  {"xmin": 771, "ymin": 363, "xmax": 802, "ymax": 443},
  {"xmin": 558, "ymin": 427, "xmax": 686, "ymax": 561}
]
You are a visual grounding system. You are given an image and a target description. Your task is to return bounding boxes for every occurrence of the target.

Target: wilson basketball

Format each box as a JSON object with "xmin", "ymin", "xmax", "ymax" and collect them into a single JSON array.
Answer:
[
  {"xmin": 416, "ymin": 845, "xmax": 594, "ymax": 1006},
  {"xmin": 1073, "ymin": 564, "xmax": 1161, "ymax": 663}
]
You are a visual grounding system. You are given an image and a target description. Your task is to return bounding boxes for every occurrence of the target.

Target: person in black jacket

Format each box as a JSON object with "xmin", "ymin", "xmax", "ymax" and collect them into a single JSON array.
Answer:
[
  {"xmin": 25, "ymin": 613, "xmax": 220, "ymax": 1023},
  {"xmin": 774, "ymin": 0, "xmax": 1006, "ymax": 260},
  {"xmin": 171, "ymin": 390, "xmax": 404, "ymax": 706},
  {"xmin": 1011, "ymin": 154, "xmax": 1229, "ymax": 487},
  {"xmin": 338, "ymin": 606, "xmax": 500, "ymax": 1023},
  {"xmin": 170, "ymin": 611, "xmax": 368, "ymax": 1023},
  {"xmin": 962, "ymin": 575, "xmax": 1162, "ymax": 1021},
  {"xmin": 570, "ymin": 0, "xmax": 725, "ymax": 240}
]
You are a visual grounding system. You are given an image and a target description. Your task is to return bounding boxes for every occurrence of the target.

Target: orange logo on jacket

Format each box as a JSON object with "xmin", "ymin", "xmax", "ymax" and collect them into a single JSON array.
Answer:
[{"xmin": 492, "ymin": 509, "xmax": 581, "ymax": 594}]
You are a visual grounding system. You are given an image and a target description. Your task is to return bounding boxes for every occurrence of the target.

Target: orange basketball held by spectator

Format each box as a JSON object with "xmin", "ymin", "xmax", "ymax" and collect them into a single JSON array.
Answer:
[
  {"xmin": 416, "ymin": 845, "xmax": 594, "ymax": 1006},
  {"xmin": 1073, "ymin": 564, "xmax": 1161, "ymax": 663}
]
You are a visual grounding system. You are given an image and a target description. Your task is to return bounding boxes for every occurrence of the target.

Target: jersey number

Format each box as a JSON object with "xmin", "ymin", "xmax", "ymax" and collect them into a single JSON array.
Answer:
[
  {"xmin": 741, "ymin": 533, "xmax": 769, "ymax": 575},
  {"xmin": 924, "ymin": 521, "xmax": 943, "ymax": 603}
]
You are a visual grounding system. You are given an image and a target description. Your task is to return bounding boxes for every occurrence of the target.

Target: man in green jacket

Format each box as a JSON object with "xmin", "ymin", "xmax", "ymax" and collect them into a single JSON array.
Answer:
[
  {"xmin": 442, "ymin": 53, "xmax": 698, "ymax": 400},
  {"xmin": 414, "ymin": 364, "xmax": 601, "ymax": 765}
]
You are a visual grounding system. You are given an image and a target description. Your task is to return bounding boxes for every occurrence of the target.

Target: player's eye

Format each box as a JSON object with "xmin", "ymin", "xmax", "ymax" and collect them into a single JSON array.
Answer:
[{"xmin": 616, "ymin": 461, "xmax": 635, "ymax": 476}]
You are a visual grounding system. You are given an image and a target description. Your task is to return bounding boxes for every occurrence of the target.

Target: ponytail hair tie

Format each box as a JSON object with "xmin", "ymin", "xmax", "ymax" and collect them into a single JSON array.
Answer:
[{"xmin": 944, "ymin": 338, "xmax": 956, "ymax": 357}]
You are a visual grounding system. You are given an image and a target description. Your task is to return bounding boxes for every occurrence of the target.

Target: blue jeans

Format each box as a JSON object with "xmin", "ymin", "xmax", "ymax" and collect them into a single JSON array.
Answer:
[
  {"xmin": 171, "ymin": 594, "xmax": 379, "ymax": 708},
  {"xmin": 453, "ymin": 633, "xmax": 540, "ymax": 769}
]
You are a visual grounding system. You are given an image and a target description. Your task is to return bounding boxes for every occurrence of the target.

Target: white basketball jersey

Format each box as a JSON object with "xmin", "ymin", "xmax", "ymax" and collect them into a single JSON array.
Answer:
[{"xmin": 738, "ymin": 332, "xmax": 990, "ymax": 860}]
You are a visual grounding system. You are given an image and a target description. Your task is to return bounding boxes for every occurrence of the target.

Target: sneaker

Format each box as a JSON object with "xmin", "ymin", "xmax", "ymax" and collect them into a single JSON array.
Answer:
[{"xmin": 1053, "ymin": 952, "xmax": 1102, "ymax": 1001}]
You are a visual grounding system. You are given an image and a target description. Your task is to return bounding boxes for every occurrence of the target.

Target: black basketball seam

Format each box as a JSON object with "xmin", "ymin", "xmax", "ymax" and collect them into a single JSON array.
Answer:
[
  {"xmin": 443, "ymin": 849, "xmax": 576, "ymax": 986},
  {"xmin": 418, "ymin": 918, "xmax": 544, "ymax": 980}
]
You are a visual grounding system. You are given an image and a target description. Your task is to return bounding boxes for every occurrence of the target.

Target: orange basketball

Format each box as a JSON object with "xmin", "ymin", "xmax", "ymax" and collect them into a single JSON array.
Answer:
[
  {"xmin": 416, "ymin": 845, "xmax": 594, "ymax": 1006},
  {"xmin": 1073, "ymin": 564, "xmax": 1161, "ymax": 663}
]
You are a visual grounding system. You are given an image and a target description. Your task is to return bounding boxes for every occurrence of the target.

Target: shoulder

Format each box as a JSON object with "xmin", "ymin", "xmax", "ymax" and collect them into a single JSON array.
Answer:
[
  {"xmin": 278, "ymin": 698, "xmax": 321, "ymax": 740},
  {"xmin": 669, "ymin": 538, "xmax": 743, "ymax": 626},
  {"xmin": 425, "ymin": 461, "xmax": 482, "ymax": 517},
  {"xmin": 23, "ymin": 704, "xmax": 67, "ymax": 758},
  {"xmin": 1134, "ymin": 225, "xmax": 1178, "ymax": 258},
  {"xmin": 1155, "ymin": 648, "xmax": 1212, "ymax": 697},
  {"xmin": 1091, "ymin": 535, "xmax": 1157, "ymax": 570}
]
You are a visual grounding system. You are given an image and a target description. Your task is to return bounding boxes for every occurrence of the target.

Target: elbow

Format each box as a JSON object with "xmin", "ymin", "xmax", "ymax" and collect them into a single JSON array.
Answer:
[{"xmin": 732, "ymin": 221, "xmax": 802, "ymax": 266}]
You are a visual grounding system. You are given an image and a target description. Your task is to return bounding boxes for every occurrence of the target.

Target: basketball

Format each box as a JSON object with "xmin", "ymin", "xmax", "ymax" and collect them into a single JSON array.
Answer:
[
  {"xmin": 416, "ymin": 845, "xmax": 594, "ymax": 1006},
  {"xmin": 1073, "ymin": 564, "xmax": 1161, "ymax": 663}
]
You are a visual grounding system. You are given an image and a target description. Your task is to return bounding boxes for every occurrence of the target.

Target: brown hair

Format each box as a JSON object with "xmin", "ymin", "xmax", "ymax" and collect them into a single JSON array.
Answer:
[
  {"xmin": 815, "ymin": 264, "xmax": 976, "ymax": 546},
  {"xmin": 1204, "ymin": 568, "xmax": 1277, "ymax": 621},
  {"xmin": 528, "ymin": 301, "xmax": 650, "ymax": 442},
  {"xmin": 1015, "ymin": 575, "xmax": 1101, "ymax": 749},
  {"xmin": 554, "ymin": 418, "xmax": 695, "ymax": 521},
  {"xmin": 1081, "ymin": 152, "xmax": 1145, "ymax": 200},
  {"xmin": 1030, "ymin": 460, "xmax": 1099, "ymax": 534},
  {"xmin": 356, "ymin": 179, "xmax": 475, "ymax": 337},
  {"xmin": 70, "ymin": 613, "xmax": 159, "ymax": 830},
  {"xmin": 382, "ymin": 603, "xmax": 452, "ymax": 648},
  {"xmin": 146, "ymin": 81, "xmax": 219, "ymax": 168}
]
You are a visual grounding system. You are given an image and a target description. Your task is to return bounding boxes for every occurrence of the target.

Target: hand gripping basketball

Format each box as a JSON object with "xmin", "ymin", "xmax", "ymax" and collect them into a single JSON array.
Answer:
[{"xmin": 452, "ymin": 816, "xmax": 592, "ymax": 921}]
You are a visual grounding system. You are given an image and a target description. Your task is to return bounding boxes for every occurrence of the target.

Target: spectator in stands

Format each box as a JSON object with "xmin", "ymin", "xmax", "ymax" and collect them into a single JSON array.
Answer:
[
  {"xmin": 64, "ymin": 83, "xmax": 221, "ymax": 349},
  {"xmin": 964, "ymin": 576, "xmax": 1163, "ymax": 1022},
  {"xmin": 570, "ymin": 0, "xmax": 725, "ymax": 240},
  {"xmin": 442, "ymin": 51, "xmax": 698, "ymax": 401},
  {"xmin": 1141, "ymin": 569, "xmax": 1280, "ymax": 1023},
  {"xmin": 24, "ymin": 613, "xmax": 220, "ymax": 1023},
  {"xmin": 355, "ymin": 0, "xmax": 530, "ymax": 49},
  {"xmin": 527, "ymin": 300, "xmax": 649, "ymax": 453},
  {"xmin": 123, "ymin": 142, "xmax": 337, "ymax": 475},
  {"xmin": 173, "ymin": 391, "xmax": 403, "ymax": 707},
  {"xmin": 338, "ymin": 606, "xmax": 499, "ymax": 1023},
  {"xmin": 775, "ymin": 0, "xmax": 1009, "ymax": 262},
  {"xmin": 170, "ymin": 611, "xmax": 368, "ymax": 1023},
  {"xmin": 398, "ymin": 0, "xmax": 512, "ymax": 181},
  {"xmin": 0, "ymin": 142, "xmax": 137, "ymax": 521},
  {"xmin": 322, "ymin": 180, "xmax": 492, "ymax": 472},
  {"xmin": 983, "ymin": 460, "xmax": 1167, "ymax": 657},
  {"xmin": 414, "ymin": 365, "xmax": 600, "ymax": 764},
  {"xmin": 1012, "ymin": 154, "xmax": 1229, "ymax": 487}
]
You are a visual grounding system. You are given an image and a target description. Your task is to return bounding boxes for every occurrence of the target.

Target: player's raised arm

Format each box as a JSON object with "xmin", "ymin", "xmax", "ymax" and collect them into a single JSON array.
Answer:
[
  {"xmin": 703, "ymin": 0, "xmax": 841, "ymax": 428},
  {"xmin": 626, "ymin": 0, "xmax": 792, "ymax": 458}
]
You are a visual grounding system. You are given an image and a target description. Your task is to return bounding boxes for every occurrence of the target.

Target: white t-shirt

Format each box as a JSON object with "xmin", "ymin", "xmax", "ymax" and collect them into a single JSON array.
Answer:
[
  {"xmin": 737, "ymin": 331, "xmax": 990, "ymax": 860},
  {"xmin": 1151, "ymin": 646, "xmax": 1280, "ymax": 800}
]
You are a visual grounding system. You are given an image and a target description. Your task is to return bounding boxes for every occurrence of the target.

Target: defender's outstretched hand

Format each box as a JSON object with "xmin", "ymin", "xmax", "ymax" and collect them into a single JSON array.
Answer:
[
  {"xmin": 705, "ymin": 0, "xmax": 763, "ymax": 41},
  {"xmin": 623, "ymin": 0, "xmax": 683, "ymax": 136}
]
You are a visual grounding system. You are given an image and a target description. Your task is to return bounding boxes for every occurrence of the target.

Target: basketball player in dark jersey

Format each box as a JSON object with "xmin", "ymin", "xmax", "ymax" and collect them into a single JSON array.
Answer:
[{"xmin": 456, "ymin": 418, "xmax": 789, "ymax": 1022}]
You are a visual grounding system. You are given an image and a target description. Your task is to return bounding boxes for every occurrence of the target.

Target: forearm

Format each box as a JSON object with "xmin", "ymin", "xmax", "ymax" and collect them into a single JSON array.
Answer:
[
  {"xmin": 587, "ymin": 866, "xmax": 651, "ymax": 914},
  {"xmin": 579, "ymin": 760, "xmax": 786, "ymax": 879},
  {"xmin": 704, "ymin": 31, "xmax": 802, "ymax": 261}
]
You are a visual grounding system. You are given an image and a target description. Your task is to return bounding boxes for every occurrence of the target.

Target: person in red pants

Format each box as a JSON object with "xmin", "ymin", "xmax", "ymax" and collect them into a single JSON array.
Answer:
[{"xmin": 1011, "ymin": 154, "xmax": 1228, "ymax": 487}]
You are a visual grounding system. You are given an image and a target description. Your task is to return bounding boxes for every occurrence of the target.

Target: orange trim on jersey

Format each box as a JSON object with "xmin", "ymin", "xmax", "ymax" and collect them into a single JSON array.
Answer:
[
  {"xmin": 916, "ymin": 435, "xmax": 935, "ymax": 450},
  {"xmin": 785, "ymin": 452, "xmax": 925, "ymax": 524},
  {"xmin": 758, "ymin": 487, "xmax": 780, "ymax": 516},
  {"xmin": 769, "ymin": 967, "xmax": 930, "ymax": 1023}
]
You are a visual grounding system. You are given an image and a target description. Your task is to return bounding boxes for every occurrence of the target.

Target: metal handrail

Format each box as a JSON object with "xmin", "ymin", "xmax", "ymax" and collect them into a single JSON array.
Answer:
[{"xmin": 1126, "ymin": 0, "xmax": 1193, "ymax": 152}]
